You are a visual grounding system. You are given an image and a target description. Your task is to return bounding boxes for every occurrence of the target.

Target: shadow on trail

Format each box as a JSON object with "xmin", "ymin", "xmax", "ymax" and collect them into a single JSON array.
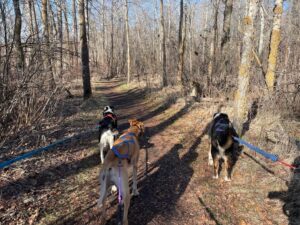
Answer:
[
  {"xmin": 104, "ymin": 122, "xmax": 209, "ymax": 225},
  {"xmin": 0, "ymin": 147, "xmax": 99, "ymax": 201},
  {"xmin": 268, "ymin": 156, "xmax": 300, "ymax": 225}
]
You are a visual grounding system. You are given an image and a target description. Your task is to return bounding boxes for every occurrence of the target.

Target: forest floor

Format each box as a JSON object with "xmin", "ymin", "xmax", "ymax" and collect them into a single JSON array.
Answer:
[{"xmin": 0, "ymin": 78, "xmax": 299, "ymax": 225}]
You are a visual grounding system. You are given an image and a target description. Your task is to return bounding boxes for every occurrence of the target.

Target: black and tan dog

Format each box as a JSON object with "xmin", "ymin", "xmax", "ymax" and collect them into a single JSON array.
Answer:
[
  {"xmin": 98, "ymin": 119, "xmax": 144, "ymax": 225},
  {"xmin": 208, "ymin": 113, "xmax": 240, "ymax": 181}
]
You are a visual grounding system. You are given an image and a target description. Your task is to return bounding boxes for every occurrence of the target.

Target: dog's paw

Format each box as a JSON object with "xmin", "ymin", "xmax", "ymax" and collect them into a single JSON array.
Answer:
[
  {"xmin": 224, "ymin": 176, "xmax": 231, "ymax": 182},
  {"xmin": 212, "ymin": 175, "xmax": 219, "ymax": 179},
  {"xmin": 111, "ymin": 185, "xmax": 117, "ymax": 193}
]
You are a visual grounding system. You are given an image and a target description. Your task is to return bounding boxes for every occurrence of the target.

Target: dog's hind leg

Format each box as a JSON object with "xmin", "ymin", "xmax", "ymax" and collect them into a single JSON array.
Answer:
[
  {"xmin": 132, "ymin": 164, "xmax": 139, "ymax": 196},
  {"xmin": 99, "ymin": 142, "xmax": 105, "ymax": 164},
  {"xmin": 98, "ymin": 170, "xmax": 108, "ymax": 219},
  {"xmin": 120, "ymin": 169, "xmax": 130, "ymax": 225}
]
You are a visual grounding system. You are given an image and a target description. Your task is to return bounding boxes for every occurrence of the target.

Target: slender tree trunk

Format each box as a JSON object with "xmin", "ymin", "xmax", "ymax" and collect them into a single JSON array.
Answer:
[
  {"xmin": 177, "ymin": 0, "xmax": 186, "ymax": 93},
  {"xmin": 110, "ymin": 0, "xmax": 114, "ymax": 78},
  {"xmin": 63, "ymin": 2, "xmax": 70, "ymax": 67},
  {"xmin": 202, "ymin": 9, "xmax": 208, "ymax": 63},
  {"xmin": 207, "ymin": 0, "xmax": 220, "ymax": 96},
  {"xmin": 258, "ymin": 5, "xmax": 265, "ymax": 57},
  {"xmin": 265, "ymin": 0, "xmax": 283, "ymax": 92},
  {"xmin": 160, "ymin": 0, "xmax": 167, "ymax": 87},
  {"xmin": 86, "ymin": 0, "xmax": 89, "ymax": 44},
  {"xmin": 32, "ymin": 0, "xmax": 39, "ymax": 40},
  {"xmin": 13, "ymin": 0, "xmax": 24, "ymax": 70},
  {"xmin": 234, "ymin": 0, "xmax": 259, "ymax": 135},
  {"xmin": 221, "ymin": 0, "xmax": 233, "ymax": 53},
  {"xmin": 101, "ymin": 0, "xmax": 106, "ymax": 67},
  {"xmin": 79, "ymin": 0, "xmax": 92, "ymax": 99},
  {"xmin": 0, "ymin": 2, "xmax": 10, "ymax": 77},
  {"xmin": 57, "ymin": 0, "xmax": 63, "ymax": 77},
  {"xmin": 72, "ymin": 0, "xmax": 78, "ymax": 66},
  {"xmin": 125, "ymin": 0, "xmax": 131, "ymax": 83},
  {"xmin": 42, "ymin": 0, "xmax": 55, "ymax": 88}
]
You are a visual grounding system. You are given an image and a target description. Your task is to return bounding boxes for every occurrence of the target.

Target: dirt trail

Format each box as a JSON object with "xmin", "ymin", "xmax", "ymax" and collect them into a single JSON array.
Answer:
[{"xmin": 0, "ymin": 80, "xmax": 293, "ymax": 225}]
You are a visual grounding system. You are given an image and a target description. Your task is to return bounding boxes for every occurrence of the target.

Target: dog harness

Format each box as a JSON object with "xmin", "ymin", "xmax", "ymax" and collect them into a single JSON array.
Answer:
[{"xmin": 111, "ymin": 132, "xmax": 136, "ymax": 159}]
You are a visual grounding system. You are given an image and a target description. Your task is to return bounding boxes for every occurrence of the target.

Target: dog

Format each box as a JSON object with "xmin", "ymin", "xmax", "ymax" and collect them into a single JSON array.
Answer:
[
  {"xmin": 98, "ymin": 119, "xmax": 144, "ymax": 225},
  {"xmin": 208, "ymin": 113, "xmax": 240, "ymax": 181},
  {"xmin": 98, "ymin": 105, "xmax": 118, "ymax": 164}
]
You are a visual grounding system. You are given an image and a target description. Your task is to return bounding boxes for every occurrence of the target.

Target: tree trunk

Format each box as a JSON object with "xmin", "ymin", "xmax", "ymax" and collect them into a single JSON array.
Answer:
[
  {"xmin": 110, "ymin": 0, "xmax": 114, "ymax": 78},
  {"xmin": 177, "ymin": 0, "xmax": 186, "ymax": 93},
  {"xmin": 0, "ymin": 2, "xmax": 10, "ymax": 77},
  {"xmin": 57, "ymin": 0, "xmax": 63, "ymax": 77},
  {"xmin": 13, "ymin": 0, "xmax": 24, "ymax": 70},
  {"xmin": 234, "ymin": 0, "xmax": 259, "ymax": 135},
  {"xmin": 125, "ymin": 0, "xmax": 131, "ymax": 83},
  {"xmin": 207, "ymin": 0, "xmax": 220, "ymax": 96},
  {"xmin": 42, "ymin": 0, "xmax": 55, "ymax": 89},
  {"xmin": 72, "ymin": 0, "xmax": 78, "ymax": 65},
  {"xmin": 258, "ymin": 5, "xmax": 265, "ymax": 57},
  {"xmin": 265, "ymin": 0, "xmax": 283, "ymax": 92},
  {"xmin": 79, "ymin": 0, "xmax": 92, "ymax": 99},
  {"xmin": 160, "ymin": 0, "xmax": 167, "ymax": 87},
  {"xmin": 221, "ymin": 0, "xmax": 233, "ymax": 53},
  {"xmin": 63, "ymin": 2, "xmax": 70, "ymax": 67}
]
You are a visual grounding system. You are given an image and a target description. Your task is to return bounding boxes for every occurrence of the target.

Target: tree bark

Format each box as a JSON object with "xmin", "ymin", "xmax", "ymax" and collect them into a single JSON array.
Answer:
[
  {"xmin": 160, "ymin": 0, "xmax": 167, "ymax": 87},
  {"xmin": 234, "ymin": 0, "xmax": 259, "ymax": 135},
  {"xmin": 13, "ymin": 0, "xmax": 24, "ymax": 70},
  {"xmin": 258, "ymin": 5, "xmax": 265, "ymax": 57},
  {"xmin": 72, "ymin": 0, "xmax": 78, "ymax": 65},
  {"xmin": 265, "ymin": 0, "xmax": 283, "ymax": 92},
  {"xmin": 177, "ymin": 0, "xmax": 186, "ymax": 93},
  {"xmin": 125, "ymin": 0, "xmax": 131, "ymax": 83},
  {"xmin": 110, "ymin": 0, "xmax": 114, "ymax": 78},
  {"xmin": 79, "ymin": 0, "xmax": 92, "ymax": 99},
  {"xmin": 221, "ymin": 0, "xmax": 233, "ymax": 53},
  {"xmin": 207, "ymin": 0, "xmax": 220, "ymax": 96},
  {"xmin": 42, "ymin": 0, "xmax": 55, "ymax": 89}
]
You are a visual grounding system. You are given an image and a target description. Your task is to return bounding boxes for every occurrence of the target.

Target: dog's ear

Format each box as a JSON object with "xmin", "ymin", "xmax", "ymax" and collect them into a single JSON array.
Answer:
[
  {"xmin": 110, "ymin": 106, "xmax": 115, "ymax": 110},
  {"xmin": 128, "ymin": 119, "xmax": 137, "ymax": 126}
]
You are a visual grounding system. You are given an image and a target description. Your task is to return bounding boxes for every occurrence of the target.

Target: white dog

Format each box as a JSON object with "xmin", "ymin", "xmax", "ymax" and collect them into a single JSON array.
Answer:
[{"xmin": 98, "ymin": 106, "xmax": 118, "ymax": 164}]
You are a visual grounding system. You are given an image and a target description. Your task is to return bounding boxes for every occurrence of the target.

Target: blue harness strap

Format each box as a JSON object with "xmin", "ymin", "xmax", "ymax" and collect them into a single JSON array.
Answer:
[
  {"xmin": 111, "ymin": 132, "xmax": 136, "ymax": 159},
  {"xmin": 233, "ymin": 136, "xmax": 278, "ymax": 162}
]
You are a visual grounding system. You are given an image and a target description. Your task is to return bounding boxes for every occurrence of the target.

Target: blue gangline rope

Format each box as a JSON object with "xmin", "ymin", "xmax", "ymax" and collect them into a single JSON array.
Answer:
[
  {"xmin": 233, "ymin": 136, "xmax": 279, "ymax": 161},
  {"xmin": 0, "ymin": 128, "xmax": 97, "ymax": 169}
]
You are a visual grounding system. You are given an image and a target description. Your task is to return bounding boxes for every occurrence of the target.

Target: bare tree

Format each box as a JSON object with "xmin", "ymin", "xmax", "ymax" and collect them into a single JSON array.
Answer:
[
  {"xmin": 234, "ymin": 0, "xmax": 259, "ymax": 135},
  {"xmin": 207, "ymin": 0, "xmax": 220, "ymax": 96},
  {"xmin": 125, "ymin": 0, "xmax": 131, "ymax": 83},
  {"xmin": 177, "ymin": 0, "xmax": 186, "ymax": 93},
  {"xmin": 79, "ymin": 0, "xmax": 92, "ymax": 99},
  {"xmin": 265, "ymin": 0, "xmax": 283, "ymax": 92},
  {"xmin": 72, "ymin": 0, "xmax": 78, "ymax": 65},
  {"xmin": 160, "ymin": 0, "xmax": 167, "ymax": 87},
  {"xmin": 110, "ymin": 0, "xmax": 114, "ymax": 78},
  {"xmin": 42, "ymin": 0, "xmax": 55, "ymax": 88},
  {"xmin": 13, "ymin": 0, "xmax": 24, "ymax": 70}
]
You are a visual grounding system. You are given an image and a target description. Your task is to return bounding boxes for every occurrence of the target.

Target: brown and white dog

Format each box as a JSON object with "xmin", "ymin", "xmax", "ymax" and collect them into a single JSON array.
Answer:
[
  {"xmin": 208, "ymin": 113, "xmax": 241, "ymax": 181},
  {"xmin": 98, "ymin": 119, "xmax": 144, "ymax": 225}
]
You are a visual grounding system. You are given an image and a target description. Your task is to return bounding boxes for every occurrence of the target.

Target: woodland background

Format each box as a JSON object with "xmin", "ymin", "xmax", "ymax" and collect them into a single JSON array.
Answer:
[{"xmin": 0, "ymin": 0, "xmax": 299, "ymax": 160}]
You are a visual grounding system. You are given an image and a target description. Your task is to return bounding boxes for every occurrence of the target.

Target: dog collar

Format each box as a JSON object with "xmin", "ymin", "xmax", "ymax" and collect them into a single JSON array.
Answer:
[{"xmin": 104, "ymin": 113, "xmax": 117, "ymax": 121}]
